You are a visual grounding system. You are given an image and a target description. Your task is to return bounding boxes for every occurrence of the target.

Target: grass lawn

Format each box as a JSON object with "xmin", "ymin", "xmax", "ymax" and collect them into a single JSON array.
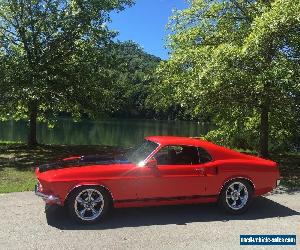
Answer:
[
  {"xmin": 0, "ymin": 141, "xmax": 299, "ymax": 193},
  {"xmin": 0, "ymin": 168, "xmax": 36, "ymax": 193}
]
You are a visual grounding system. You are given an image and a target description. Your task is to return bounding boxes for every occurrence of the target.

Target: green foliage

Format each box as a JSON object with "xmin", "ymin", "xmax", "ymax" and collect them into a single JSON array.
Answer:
[
  {"xmin": 105, "ymin": 41, "xmax": 161, "ymax": 117},
  {"xmin": 0, "ymin": 0, "xmax": 134, "ymax": 144},
  {"xmin": 149, "ymin": 0, "xmax": 300, "ymax": 154}
]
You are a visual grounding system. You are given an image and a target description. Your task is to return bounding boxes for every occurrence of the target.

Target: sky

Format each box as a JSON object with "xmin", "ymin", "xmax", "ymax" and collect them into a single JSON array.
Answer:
[{"xmin": 109, "ymin": 0, "xmax": 188, "ymax": 60}]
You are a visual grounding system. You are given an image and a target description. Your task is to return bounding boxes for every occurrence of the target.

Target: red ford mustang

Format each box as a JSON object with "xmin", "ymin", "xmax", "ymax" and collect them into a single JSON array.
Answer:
[{"xmin": 35, "ymin": 136, "xmax": 280, "ymax": 224}]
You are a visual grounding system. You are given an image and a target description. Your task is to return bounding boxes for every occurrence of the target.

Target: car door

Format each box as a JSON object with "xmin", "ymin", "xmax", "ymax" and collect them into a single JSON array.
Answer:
[{"xmin": 136, "ymin": 145, "xmax": 217, "ymax": 199}]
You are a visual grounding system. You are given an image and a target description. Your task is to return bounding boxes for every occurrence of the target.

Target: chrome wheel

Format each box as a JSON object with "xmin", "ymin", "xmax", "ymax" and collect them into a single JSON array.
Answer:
[
  {"xmin": 74, "ymin": 188, "xmax": 104, "ymax": 221},
  {"xmin": 225, "ymin": 182, "xmax": 249, "ymax": 210}
]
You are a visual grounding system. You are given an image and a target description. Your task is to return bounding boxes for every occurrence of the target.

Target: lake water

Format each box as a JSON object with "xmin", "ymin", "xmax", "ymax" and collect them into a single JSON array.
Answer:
[{"xmin": 0, "ymin": 118, "xmax": 210, "ymax": 147}]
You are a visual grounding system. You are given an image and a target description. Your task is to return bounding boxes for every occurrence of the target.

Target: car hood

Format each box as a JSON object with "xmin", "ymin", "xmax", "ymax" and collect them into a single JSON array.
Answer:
[{"xmin": 38, "ymin": 153, "xmax": 130, "ymax": 173}]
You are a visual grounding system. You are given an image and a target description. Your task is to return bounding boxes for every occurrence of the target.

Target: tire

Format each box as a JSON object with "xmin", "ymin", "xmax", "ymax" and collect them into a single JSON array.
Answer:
[
  {"xmin": 219, "ymin": 179, "xmax": 253, "ymax": 214},
  {"xmin": 67, "ymin": 186, "xmax": 111, "ymax": 224}
]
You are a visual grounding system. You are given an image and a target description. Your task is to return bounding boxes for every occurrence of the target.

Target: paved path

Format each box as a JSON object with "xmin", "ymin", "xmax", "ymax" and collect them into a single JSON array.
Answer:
[{"xmin": 0, "ymin": 191, "xmax": 299, "ymax": 250}]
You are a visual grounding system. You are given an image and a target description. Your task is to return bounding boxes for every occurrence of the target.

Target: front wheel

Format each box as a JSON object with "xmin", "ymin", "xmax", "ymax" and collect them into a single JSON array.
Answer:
[
  {"xmin": 67, "ymin": 186, "xmax": 111, "ymax": 224},
  {"xmin": 219, "ymin": 179, "xmax": 253, "ymax": 214}
]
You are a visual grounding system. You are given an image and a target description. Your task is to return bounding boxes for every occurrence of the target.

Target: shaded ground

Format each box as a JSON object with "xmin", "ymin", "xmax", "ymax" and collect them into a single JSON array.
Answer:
[
  {"xmin": 0, "ymin": 142, "xmax": 299, "ymax": 193},
  {"xmin": 271, "ymin": 153, "xmax": 300, "ymax": 190},
  {"xmin": 0, "ymin": 191, "xmax": 299, "ymax": 249}
]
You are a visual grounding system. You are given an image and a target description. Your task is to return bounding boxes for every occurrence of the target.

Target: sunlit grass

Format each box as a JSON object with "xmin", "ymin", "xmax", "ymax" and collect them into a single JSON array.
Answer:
[{"xmin": 0, "ymin": 168, "xmax": 36, "ymax": 193}]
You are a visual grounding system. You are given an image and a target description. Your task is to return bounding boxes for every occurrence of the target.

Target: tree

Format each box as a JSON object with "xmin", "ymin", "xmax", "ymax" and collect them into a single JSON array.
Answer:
[
  {"xmin": 107, "ymin": 41, "xmax": 161, "ymax": 118},
  {"xmin": 0, "ymin": 0, "xmax": 133, "ymax": 146},
  {"xmin": 149, "ymin": 0, "xmax": 300, "ymax": 157}
]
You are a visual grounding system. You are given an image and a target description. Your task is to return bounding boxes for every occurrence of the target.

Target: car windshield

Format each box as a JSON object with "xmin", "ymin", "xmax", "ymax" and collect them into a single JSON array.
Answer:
[{"xmin": 125, "ymin": 139, "xmax": 158, "ymax": 164}]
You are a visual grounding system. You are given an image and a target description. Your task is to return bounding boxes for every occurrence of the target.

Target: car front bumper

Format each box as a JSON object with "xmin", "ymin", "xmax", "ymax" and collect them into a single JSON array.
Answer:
[{"xmin": 34, "ymin": 183, "xmax": 61, "ymax": 205}]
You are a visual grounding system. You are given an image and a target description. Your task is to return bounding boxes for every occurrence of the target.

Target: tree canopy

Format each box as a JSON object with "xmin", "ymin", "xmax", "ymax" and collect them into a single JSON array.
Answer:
[
  {"xmin": 108, "ymin": 41, "xmax": 161, "ymax": 118},
  {"xmin": 0, "ymin": 0, "xmax": 133, "ymax": 145},
  {"xmin": 148, "ymin": 0, "xmax": 300, "ymax": 157}
]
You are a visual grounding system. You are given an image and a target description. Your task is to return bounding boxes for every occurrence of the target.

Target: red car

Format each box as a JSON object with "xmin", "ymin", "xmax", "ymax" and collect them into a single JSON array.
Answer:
[{"xmin": 35, "ymin": 136, "xmax": 280, "ymax": 224}]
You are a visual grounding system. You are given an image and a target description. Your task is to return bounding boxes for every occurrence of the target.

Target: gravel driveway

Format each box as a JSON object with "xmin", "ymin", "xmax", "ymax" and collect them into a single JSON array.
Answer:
[{"xmin": 0, "ymin": 191, "xmax": 299, "ymax": 250}]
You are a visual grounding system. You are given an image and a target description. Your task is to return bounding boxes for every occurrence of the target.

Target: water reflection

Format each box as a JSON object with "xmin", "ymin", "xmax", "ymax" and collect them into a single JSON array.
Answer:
[{"xmin": 0, "ymin": 118, "xmax": 209, "ymax": 146}]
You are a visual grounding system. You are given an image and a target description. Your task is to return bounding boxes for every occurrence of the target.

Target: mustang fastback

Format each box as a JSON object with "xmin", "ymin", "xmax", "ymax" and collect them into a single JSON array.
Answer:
[{"xmin": 35, "ymin": 136, "xmax": 280, "ymax": 223}]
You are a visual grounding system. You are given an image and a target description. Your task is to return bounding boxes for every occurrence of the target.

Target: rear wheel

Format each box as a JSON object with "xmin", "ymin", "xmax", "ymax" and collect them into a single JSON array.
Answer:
[
  {"xmin": 219, "ymin": 179, "xmax": 253, "ymax": 214},
  {"xmin": 68, "ymin": 186, "xmax": 111, "ymax": 224}
]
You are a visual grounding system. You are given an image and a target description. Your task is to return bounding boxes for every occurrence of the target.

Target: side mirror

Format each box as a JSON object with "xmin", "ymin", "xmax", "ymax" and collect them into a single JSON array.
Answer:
[{"xmin": 146, "ymin": 158, "xmax": 157, "ymax": 168}]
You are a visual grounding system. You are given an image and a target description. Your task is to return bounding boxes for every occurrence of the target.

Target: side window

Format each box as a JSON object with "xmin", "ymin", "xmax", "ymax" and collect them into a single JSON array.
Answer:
[
  {"xmin": 154, "ymin": 145, "xmax": 200, "ymax": 165},
  {"xmin": 197, "ymin": 147, "xmax": 212, "ymax": 163},
  {"xmin": 154, "ymin": 146, "xmax": 183, "ymax": 165}
]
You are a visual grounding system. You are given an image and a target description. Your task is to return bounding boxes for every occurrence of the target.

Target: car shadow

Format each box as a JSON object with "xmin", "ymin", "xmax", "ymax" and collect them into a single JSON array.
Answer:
[{"xmin": 46, "ymin": 196, "xmax": 300, "ymax": 230}]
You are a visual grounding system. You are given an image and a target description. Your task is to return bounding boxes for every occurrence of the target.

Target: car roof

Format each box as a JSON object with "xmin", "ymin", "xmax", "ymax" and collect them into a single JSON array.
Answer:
[
  {"xmin": 145, "ymin": 136, "xmax": 210, "ymax": 147},
  {"xmin": 145, "ymin": 135, "xmax": 254, "ymax": 161}
]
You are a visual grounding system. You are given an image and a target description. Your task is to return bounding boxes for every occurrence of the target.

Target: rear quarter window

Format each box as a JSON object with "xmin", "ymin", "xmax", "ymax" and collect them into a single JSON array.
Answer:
[{"xmin": 197, "ymin": 147, "xmax": 212, "ymax": 163}]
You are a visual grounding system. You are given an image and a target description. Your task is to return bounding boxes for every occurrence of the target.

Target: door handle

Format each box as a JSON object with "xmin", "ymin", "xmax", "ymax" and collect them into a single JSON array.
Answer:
[
  {"xmin": 195, "ymin": 168, "xmax": 206, "ymax": 175},
  {"xmin": 196, "ymin": 167, "xmax": 217, "ymax": 175}
]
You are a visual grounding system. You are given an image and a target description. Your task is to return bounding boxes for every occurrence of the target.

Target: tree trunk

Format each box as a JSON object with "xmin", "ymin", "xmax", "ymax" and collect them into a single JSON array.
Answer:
[
  {"xmin": 259, "ymin": 104, "xmax": 269, "ymax": 158},
  {"xmin": 28, "ymin": 101, "xmax": 38, "ymax": 147}
]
